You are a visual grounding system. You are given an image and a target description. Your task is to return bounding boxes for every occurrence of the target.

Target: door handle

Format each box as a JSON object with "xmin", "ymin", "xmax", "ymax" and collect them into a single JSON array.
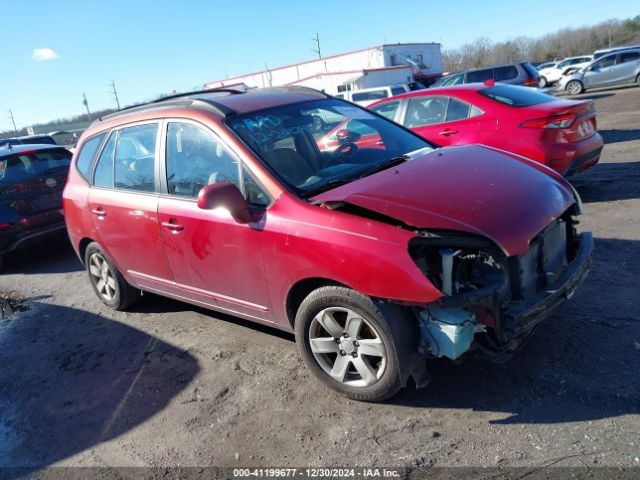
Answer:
[
  {"xmin": 91, "ymin": 208, "xmax": 106, "ymax": 217},
  {"xmin": 161, "ymin": 220, "xmax": 184, "ymax": 232},
  {"xmin": 438, "ymin": 129, "xmax": 458, "ymax": 136}
]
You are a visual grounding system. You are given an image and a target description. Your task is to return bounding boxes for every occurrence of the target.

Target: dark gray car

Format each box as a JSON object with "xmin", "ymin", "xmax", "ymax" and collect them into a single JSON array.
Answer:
[
  {"xmin": 559, "ymin": 49, "xmax": 640, "ymax": 94},
  {"xmin": 433, "ymin": 62, "xmax": 540, "ymax": 88}
]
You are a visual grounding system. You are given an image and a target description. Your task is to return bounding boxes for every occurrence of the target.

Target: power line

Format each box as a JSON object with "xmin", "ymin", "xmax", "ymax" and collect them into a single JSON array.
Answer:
[
  {"xmin": 109, "ymin": 80, "xmax": 121, "ymax": 110},
  {"xmin": 311, "ymin": 33, "xmax": 321, "ymax": 59}
]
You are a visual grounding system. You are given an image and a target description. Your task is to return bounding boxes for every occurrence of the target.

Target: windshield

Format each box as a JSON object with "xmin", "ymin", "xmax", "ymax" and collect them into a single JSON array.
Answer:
[
  {"xmin": 0, "ymin": 148, "xmax": 71, "ymax": 185},
  {"xmin": 226, "ymin": 99, "xmax": 432, "ymax": 197}
]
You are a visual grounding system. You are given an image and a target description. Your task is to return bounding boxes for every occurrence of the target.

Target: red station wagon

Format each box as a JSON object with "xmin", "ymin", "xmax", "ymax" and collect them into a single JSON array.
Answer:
[{"xmin": 63, "ymin": 87, "xmax": 592, "ymax": 401}]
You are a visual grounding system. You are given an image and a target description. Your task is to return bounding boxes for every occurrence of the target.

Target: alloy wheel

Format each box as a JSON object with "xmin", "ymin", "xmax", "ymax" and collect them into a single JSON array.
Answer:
[
  {"xmin": 308, "ymin": 307, "xmax": 386, "ymax": 387},
  {"xmin": 88, "ymin": 253, "xmax": 117, "ymax": 301},
  {"xmin": 567, "ymin": 81, "xmax": 583, "ymax": 95}
]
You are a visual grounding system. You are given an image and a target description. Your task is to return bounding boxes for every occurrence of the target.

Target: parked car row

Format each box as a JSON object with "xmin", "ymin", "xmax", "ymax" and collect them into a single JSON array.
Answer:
[
  {"xmin": 559, "ymin": 48, "xmax": 640, "ymax": 94},
  {"xmin": 51, "ymin": 86, "xmax": 594, "ymax": 401},
  {"xmin": 536, "ymin": 44, "xmax": 640, "ymax": 93}
]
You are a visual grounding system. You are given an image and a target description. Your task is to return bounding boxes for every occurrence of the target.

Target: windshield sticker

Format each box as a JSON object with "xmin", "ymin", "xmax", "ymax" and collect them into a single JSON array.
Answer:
[
  {"xmin": 249, "ymin": 126, "xmax": 308, "ymax": 145},
  {"xmin": 240, "ymin": 115, "xmax": 283, "ymax": 132},
  {"xmin": 334, "ymin": 106, "xmax": 376, "ymax": 120}
]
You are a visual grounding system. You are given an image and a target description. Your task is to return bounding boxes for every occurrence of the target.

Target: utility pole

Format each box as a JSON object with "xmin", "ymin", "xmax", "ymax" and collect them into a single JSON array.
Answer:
[
  {"xmin": 7, "ymin": 109, "xmax": 17, "ymax": 133},
  {"xmin": 82, "ymin": 93, "xmax": 92, "ymax": 121},
  {"xmin": 109, "ymin": 80, "xmax": 121, "ymax": 110},
  {"xmin": 311, "ymin": 33, "xmax": 321, "ymax": 59}
]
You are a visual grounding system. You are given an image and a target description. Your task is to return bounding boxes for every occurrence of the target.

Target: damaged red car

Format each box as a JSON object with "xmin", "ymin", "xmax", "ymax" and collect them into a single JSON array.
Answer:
[{"xmin": 63, "ymin": 87, "xmax": 592, "ymax": 401}]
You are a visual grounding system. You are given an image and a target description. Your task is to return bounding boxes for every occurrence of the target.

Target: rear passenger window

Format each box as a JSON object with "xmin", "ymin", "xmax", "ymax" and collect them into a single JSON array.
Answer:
[
  {"xmin": 75, "ymin": 133, "xmax": 106, "ymax": 180},
  {"xmin": 446, "ymin": 98, "xmax": 471, "ymax": 122},
  {"xmin": 114, "ymin": 123, "xmax": 158, "ymax": 192},
  {"xmin": 166, "ymin": 122, "xmax": 240, "ymax": 198},
  {"xmin": 93, "ymin": 132, "xmax": 116, "ymax": 188},
  {"xmin": 370, "ymin": 101, "xmax": 400, "ymax": 120},
  {"xmin": 405, "ymin": 97, "xmax": 448, "ymax": 127},
  {"xmin": 467, "ymin": 69, "xmax": 493, "ymax": 82},
  {"xmin": 494, "ymin": 65, "xmax": 518, "ymax": 81},
  {"xmin": 619, "ymin": 52, "xmax": 640, "ymax": 63}
]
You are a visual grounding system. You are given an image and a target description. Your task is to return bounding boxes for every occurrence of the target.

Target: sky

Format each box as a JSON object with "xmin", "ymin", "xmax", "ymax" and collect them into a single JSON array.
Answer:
[{"xmin": 0, "ymin": 0, "xmax": 637, "ymax": 130}]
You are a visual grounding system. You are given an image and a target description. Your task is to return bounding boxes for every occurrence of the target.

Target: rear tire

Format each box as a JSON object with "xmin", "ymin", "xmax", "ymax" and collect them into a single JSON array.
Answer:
[
  {"xmin": 538, "ymin": 76, "xmax": 548, "ymax": 88},
  {"xmin": 84, "ymin": 242, "xmax": 139, "ymax": 310},
  {"xmin": 294, "ymin": 286, "xmax": 403, "ymax": 402},
  {"xmin": 566, "ymin": 80, "xmax": 584, "ymax": 95}
]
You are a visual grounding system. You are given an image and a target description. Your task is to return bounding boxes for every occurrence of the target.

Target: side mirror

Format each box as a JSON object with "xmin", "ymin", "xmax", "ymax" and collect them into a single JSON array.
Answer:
[{"xmin": 197, "ymin": 182, "xmax": 251, "ymax": 224}]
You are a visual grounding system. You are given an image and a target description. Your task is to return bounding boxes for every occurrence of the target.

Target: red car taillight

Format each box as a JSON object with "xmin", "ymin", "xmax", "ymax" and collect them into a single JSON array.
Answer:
[
  {"xmin": 524, "ymin": 77, "xmax": 539, "ymax": 87},
  {"xmin": 519, "ymin": 114, "xmax": 577, "ymax": 129}
]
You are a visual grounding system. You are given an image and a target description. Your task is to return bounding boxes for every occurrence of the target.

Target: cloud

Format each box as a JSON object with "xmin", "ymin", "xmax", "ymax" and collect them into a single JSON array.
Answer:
[{"xmin": 32, "ymin": 48, "xmax": 59, "ymax": 61}]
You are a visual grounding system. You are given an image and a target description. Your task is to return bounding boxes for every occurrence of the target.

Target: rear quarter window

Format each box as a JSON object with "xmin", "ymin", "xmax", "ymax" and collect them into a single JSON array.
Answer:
[
  {"xmin": 478, "ymin": 84, "xmax": 555, "ymax": 107},
  {"xmin": 351, "ymin": 90, "xmax": 389, "ymax": 102},
  {"xmin": 494, "ymin": 66, "xmax": 518, "ymax": 81},
  {"xmin": 75, "ymin": 133, "xmax": 106, "ymax": 180}
]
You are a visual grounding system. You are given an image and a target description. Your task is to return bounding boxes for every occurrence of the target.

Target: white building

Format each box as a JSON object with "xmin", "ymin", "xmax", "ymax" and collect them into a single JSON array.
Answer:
[{"xmin": 204, "ymin": 43, "xmax": 443, "ymax": 94}]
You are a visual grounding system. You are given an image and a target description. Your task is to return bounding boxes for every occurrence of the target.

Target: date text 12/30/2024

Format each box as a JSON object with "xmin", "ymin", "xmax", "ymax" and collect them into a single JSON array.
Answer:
[{"xmin": 233, "ymin": 468, "xmax": 402, "ymax": 478}]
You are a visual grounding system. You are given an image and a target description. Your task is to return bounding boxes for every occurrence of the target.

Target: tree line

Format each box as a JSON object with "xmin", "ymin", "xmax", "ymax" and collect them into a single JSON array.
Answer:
[{"xmin": 442, "ymin": 15, "xmax": 640, "ymax": 72}]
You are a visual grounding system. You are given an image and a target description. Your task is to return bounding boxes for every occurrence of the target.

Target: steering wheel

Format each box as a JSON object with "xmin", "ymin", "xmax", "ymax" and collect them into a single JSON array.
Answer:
[{"xmin": 334, "ymin": 141, "xmax": 359, "ymax": 157}]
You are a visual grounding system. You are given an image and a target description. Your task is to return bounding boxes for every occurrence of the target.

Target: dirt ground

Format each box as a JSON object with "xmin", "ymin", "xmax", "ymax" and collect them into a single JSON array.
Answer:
[{"xmin": 1, "ymin": 86, "xmax": 639, "ymax": 472}]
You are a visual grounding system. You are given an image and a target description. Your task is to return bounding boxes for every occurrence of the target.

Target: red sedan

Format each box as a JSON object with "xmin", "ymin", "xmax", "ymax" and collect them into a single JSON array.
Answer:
[{"xmin": 368, "ymin": 83, "xmax": 603, "ymax": 176}]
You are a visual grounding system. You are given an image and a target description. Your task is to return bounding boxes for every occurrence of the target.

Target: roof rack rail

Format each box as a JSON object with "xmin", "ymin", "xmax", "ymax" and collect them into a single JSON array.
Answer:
[
  {"xmin": 150, "ymin": 87, "xmax": 245, "ymax": 104},
  {"xmin": 97, "ymin": 88, "xmax": 243, "ymax": 122}
]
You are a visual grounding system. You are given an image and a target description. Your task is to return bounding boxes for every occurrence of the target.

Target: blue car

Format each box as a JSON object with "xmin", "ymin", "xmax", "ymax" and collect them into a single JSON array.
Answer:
[{"xmin": 0, "ymin": 143, "xmax": 71, "ymax": 269}]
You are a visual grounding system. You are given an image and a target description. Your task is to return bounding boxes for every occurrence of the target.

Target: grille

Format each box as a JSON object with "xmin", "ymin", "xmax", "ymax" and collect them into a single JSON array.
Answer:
[{"xmin": 510, "ymin": 218, "xmax": 569, "ymax": 300}]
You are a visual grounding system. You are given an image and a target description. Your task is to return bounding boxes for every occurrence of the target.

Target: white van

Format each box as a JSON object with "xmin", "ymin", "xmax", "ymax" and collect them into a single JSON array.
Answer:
[{"xmin": 334, "ymin": 83, "xmax": 423, "ymax": 107}]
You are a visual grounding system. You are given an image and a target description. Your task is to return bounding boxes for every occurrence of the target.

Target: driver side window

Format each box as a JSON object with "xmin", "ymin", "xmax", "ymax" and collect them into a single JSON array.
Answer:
[
  {"xmin": 165, "ymin": 122, "xmax": 240, "ymax": 198},
  {"xmin": 405, "ymin": 96, "xmax": 449, "ymax": 127}
]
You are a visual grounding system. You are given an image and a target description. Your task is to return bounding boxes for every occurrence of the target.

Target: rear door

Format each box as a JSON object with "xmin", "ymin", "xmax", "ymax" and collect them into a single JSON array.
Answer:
[
  {"xmin": 88, "ymin": 122, "xmax": 173, "ymax": 283},
  {"xmin": 0, "ymin": 147, "xmax": 70, "ymax": 229},
  {"xmin": 611, "ymin": 51, "xmax": 640, "ymax": 84}
]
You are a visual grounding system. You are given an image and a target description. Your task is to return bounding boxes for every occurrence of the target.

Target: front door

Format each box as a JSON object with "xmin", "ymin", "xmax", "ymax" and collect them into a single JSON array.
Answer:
[
  {"xmin": 88, "ymin": 122, "xmax": 173, "ymax": 284},
  {"xmin": 157, "ymin": 121, "xmax": 273, "ymax": 322},
  {"xmin": 584, "ymin": 55, "xmax": 617, "ymax": 88},
  {"xmin": 402, "ymin": 96, "xmax": 488, "ymax": 146}
]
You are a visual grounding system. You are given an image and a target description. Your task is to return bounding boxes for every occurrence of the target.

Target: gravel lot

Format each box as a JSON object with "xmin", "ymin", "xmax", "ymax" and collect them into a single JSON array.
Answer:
[{"xmin": 1, "ymin": 86, "xmax": 639, "ymax": 472}]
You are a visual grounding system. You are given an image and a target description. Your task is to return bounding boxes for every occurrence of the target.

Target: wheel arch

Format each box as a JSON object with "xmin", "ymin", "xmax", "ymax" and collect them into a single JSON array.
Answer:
[
  {"xmin": 285, "ymin": 277, "xmax": 347, "ymax": 329},
  {"xmin": 78, "ymin": 237, "xmax": 95, "ymax": 265}
]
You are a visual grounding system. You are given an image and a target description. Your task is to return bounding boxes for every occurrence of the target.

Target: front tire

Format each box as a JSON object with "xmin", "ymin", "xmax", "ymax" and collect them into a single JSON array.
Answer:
[
  {"xmin": 538, "ymin": 76, "xmax": 548, "ymax": 88},
  {"xmin": 294, "ymin": 286, "xmax": 403, "ymax": 402},
  {"xmin": 84, "ymin": 242, "xmax": 139, "ymax": 310},
  {"xmin": 566, "ymin": 80, "xmax": 584, "ymax": 95}
]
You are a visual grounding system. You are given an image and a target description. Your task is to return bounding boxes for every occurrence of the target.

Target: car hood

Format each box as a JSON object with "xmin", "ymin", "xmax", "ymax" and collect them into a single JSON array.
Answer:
[{"xmin": 311, "ymin": 145, "xmax": 576, "ymax": 256}]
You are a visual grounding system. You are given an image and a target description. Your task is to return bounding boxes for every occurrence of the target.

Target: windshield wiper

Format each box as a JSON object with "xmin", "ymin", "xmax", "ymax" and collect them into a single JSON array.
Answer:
[
  {"xmin": 302, "ymin": 178, "xmax": 354, "ymax": 198},
  {"xmin": 357, "ymin": 154, "xmax": 409, "ymax": 179},
  {"xmin": 302, "ymin": 155, "xmax": 411, "ymax": 198}
]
